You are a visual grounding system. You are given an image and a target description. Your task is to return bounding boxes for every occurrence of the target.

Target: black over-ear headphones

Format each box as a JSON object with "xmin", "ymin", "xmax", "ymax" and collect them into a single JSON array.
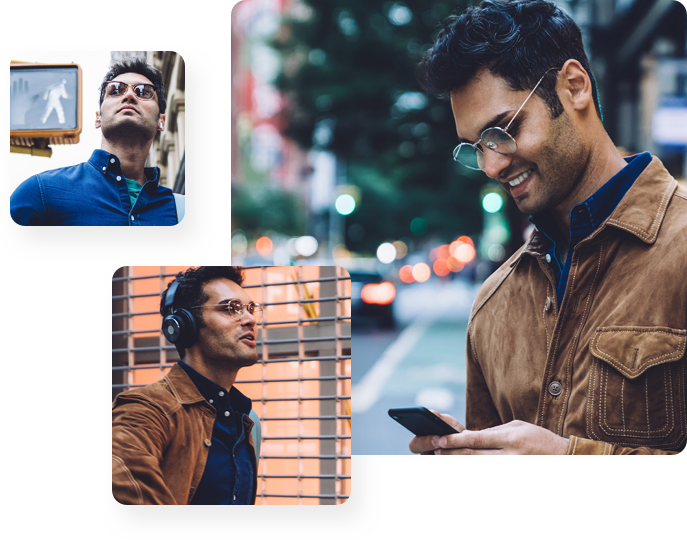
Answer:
[{"xmin": 161, "ymin": 279, "xmax": 199, "ymax": 348}]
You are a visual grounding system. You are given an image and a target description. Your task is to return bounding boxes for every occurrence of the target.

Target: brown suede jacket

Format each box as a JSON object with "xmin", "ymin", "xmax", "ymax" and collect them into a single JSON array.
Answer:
[
  {"xmin": 466, "ymin": 157, "xmax": 686, "ymax": 454},
  {"xmin": 112, "ymin": 364, "xmax": 258, "ymax": 504}
]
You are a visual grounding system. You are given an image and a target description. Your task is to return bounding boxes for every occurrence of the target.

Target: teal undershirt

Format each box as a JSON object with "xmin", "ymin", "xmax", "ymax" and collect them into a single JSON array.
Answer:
[{"xmin": 125, "ymin": 178, "xmax": 143, "ymax": 208}]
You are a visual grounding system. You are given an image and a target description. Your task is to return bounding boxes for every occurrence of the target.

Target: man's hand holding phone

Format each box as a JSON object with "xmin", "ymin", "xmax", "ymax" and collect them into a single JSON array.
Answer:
[
  {"xmin": 406, "ymin": 410, "xmax": 466, "ymax": 455},
  {"xmin": 391, "ymin": 407, "xmax": 569, "ymax": 454}
]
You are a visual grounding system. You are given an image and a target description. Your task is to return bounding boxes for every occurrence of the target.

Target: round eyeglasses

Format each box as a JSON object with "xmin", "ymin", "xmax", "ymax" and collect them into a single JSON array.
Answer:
[
  {"xmin": 102, "ymin": 81, "xmax": 157, "ymax": 100},
  {"xmin": 453, "ymin": 128, "xmax": 517, "ymax": 171},
  {"xmin": 192, "ymin": 300, "xmax": 264, "ymax": 323},
  {"xmin": 453, "ymin": 68, "xmax": 560, "ymax": 171}
]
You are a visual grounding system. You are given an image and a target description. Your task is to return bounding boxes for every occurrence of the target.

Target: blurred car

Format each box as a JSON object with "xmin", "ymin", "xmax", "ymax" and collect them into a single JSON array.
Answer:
[{"xmin": 350, "ymin": 271, "xmax": 396, "ymax": 329}]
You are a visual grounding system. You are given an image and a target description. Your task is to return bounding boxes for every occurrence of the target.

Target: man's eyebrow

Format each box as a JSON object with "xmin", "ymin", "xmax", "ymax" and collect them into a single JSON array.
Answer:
[{"xmin": 458, "ymin": 110, "xmax": 513, "ymax": 143}]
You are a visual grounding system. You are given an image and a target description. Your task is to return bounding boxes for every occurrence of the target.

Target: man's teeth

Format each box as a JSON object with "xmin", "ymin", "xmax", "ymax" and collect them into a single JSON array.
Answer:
[{"xmin": 509, "ymin": 170, "xmax": 531, "ymax": 187}]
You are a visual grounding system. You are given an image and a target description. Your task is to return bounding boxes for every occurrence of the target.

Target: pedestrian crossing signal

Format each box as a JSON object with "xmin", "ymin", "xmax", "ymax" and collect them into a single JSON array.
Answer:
[{"xmin": 10, "ymin": 62, "xmax": 82, "ymax": 147}]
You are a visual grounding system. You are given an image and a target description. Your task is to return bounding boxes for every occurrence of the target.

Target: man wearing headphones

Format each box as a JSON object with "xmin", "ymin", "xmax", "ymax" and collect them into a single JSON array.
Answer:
[{"xmin": 112, "ymin": 267, "xmax": 261, "ymax": 505}]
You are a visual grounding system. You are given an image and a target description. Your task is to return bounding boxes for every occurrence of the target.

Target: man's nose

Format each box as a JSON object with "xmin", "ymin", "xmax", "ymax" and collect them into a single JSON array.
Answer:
[
  {"xmin": 121, "ymin": 85, "xmax": 138, "ymax": 101},
  {"xmin": 482, "ymin": 149, "xmax": 513, "ymax": 180},
  {"xmin": 241, "ymin": 309, "xmax": 257, "ymax": 326}
]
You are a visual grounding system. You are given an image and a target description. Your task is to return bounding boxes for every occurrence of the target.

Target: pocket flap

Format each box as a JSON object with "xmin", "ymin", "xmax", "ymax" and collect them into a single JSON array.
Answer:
[{"xmin": 590, "ymin": 326, "xmax": 686, "ymax": 379}]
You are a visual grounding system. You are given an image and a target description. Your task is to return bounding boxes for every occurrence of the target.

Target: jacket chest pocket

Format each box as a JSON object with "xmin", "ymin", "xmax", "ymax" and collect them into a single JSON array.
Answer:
[{"xmin": 586, "ymin": 326, "xmax": 687, "ymax": 450}]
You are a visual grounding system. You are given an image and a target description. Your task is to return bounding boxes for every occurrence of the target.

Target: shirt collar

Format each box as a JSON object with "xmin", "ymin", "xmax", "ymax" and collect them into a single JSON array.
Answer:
[
  {"xmin": 88, "ymin": 149, "xmax": 160, "ymax": 183},
  {"xmin": 177, "ymin": 361, "xmax": 252, "ymax": 413},
  {"xmin": 518, "ymin": 153, "xmax": 676, "ymax": 265},
  {"xmin": 529, "ymin": 152, "xmax": 652, "ymax": 246}
]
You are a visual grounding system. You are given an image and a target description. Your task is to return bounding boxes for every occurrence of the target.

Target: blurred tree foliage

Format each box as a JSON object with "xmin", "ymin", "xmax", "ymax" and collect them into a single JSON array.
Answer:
[
  {"xmin": 232, "ymin": 183, "xmax": 306, "ymax": 237},
  {"xmin": 272, "ymin": 0, "xmax": 490, "ymax": 254}
]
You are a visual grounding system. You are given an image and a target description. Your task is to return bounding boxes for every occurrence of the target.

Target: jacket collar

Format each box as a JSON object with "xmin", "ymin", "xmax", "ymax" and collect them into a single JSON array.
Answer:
[
  {"xmin": 164, "ymin": 363, "xmax": 208, "ymax": 405},
  {"xmin": 517, "ymin": 156, "xmax": 677, "ymax": 265}
]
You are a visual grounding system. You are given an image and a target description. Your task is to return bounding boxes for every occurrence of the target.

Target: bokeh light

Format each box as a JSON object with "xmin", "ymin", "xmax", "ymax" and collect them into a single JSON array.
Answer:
[
  {"xmin": 399, "ymin": 265, "xmax": 415, "ymax": 283},
  {"xmin": 433, "ymin": 259, "xmax": 450, "ymax": 277},
  {"xmin": 482, "ymin": 192, "xmax": 504, "ymax": 213},
  {"xmin": 412, "ymin": 263, "xmax": 431, "ymax": 282},
  {"xmin": 454, "ymin": 243, "xmax": 476, "ymax": 264},
  {"xmin": 256, "ymin": 236, "xmax": 273, "ymax": 255},
  {"xmin": 295, "ymin": 236, "xmax": 318, "ymax": 257},
  {"xmin": 377, "ymin": 242, "xmax": 397, "ymax": 264},
  {"xmin": 361, "ymin": 282, "xmax": 396, "ymax": 305},
  {"xmin": 392, "ymin": 240, "xmax": 408, "ymax": 259},
  {"xmin": 335, "ymin": 193, "xmax": 356, "ymax": 215}
]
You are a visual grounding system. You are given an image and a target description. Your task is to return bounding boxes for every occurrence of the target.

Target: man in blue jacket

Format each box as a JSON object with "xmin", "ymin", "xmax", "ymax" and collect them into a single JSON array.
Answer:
[{"xmin": 10, "ymin": 57, "xmax": 181, "ymax": 226}]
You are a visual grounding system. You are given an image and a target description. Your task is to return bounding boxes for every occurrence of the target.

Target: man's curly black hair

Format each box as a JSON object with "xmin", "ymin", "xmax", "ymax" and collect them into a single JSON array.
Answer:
[
  {"xmin": 417, "ymin": 0, "xmax": 601, "ymax": 120},
  {"xmin": 160, "ymin": 266, "xmax": 245, "ymax": 357}
]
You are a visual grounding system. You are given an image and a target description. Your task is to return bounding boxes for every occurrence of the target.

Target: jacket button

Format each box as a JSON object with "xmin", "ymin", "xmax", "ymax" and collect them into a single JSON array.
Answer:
[
  {"xmin": 204, "ymin": 438, "xmax": 212, "ymax": 447},
  {"xmin": 548, "ymin": 381, "xmax": 563, "ymax": 396},
  {"xmin": 545, "ymin": 296, "xmax": 552, "ymax": 312},
  {"xmin": 545, "ymin": 254, "xmax": 552, "ymax": 263}
]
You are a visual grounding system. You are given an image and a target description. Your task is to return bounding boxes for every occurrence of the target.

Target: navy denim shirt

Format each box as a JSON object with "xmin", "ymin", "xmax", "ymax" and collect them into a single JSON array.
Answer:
[
  {"xmin": 10, "ymin": 149, "xmax": 178, "ymax": 226},
  {"xmin": 530, "ymin": 152, "xmax": 652, "ymax": 302},
  {"xmin": 177, "ymin": 361, "xmax": 255, "ymax": 505}
]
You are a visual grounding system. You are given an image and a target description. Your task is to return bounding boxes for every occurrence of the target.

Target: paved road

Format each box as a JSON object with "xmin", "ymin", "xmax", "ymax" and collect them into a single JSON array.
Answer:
[{"xmin": 352, "ymin": 278, "xmax": 478, "ymax": 455}]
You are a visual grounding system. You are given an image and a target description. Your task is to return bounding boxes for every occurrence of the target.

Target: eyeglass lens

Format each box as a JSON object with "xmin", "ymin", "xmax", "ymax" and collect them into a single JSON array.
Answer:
[
  {"xmin": 104, "ymin": 82, "xmax": 156, "ymax": 100},
  {"xmin": 455, "ymin": 128, "xmax": 518, "ymax": 170},
  {"xmin": 227, "ymin": 301, "xmax": 262, "ymax": 321}
]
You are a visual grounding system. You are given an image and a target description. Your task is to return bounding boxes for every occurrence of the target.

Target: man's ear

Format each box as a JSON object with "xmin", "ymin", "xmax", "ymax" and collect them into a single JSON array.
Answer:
[
  {"xmin": 559, "ymin": 59, "xmax": 593, "ymax": 113},
  {"xmin": 95, "ymin": 111, "xmax": 101, "ymax": 129},
  {"xmin": 158, "ymin": 114, "xmax": 166, "ymax": 132}
]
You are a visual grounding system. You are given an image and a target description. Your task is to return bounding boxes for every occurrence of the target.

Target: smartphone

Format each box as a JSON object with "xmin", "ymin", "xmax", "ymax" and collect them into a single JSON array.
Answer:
[{"xmin": 388, "ymin": 407, "xmax": 459, "ymax": 437}]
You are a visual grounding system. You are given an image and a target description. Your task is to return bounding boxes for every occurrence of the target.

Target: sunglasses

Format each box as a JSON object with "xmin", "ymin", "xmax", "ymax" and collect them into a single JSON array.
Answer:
[
  {"xmin": 101, "ymin": 81, "xmax": 157, "ymax": 100},
  {"xmin": 192, "ymin": 300, "xmax": 264, "ymax": 322}
]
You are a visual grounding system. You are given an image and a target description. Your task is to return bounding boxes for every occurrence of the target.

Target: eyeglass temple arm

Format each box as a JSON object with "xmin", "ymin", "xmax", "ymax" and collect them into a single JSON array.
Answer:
[{"xmin": 504, "ymin": 67, "xmax": 561, "ymax": 131}]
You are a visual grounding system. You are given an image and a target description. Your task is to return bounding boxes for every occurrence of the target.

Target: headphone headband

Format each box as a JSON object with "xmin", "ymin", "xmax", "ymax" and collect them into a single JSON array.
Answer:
[{"xmin": 165, "ymin": 279, "xmax": 180, "ymax": 311}]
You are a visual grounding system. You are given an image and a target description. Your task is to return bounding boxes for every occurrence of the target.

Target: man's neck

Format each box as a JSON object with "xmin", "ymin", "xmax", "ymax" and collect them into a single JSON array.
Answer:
[
  {"xmin": 547, "ymin": 133, "xmax": 628, "ymax": 256},
  {"xmin": 101, "ymin": 139, "xmax": 152, "ymax": 186}
]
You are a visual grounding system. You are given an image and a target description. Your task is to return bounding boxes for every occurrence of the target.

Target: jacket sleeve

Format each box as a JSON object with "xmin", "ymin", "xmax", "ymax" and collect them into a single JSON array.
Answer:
[
  {"xmin": 112, "ymin": 395, "xmax": 177, "ymax": 504},
  {"xmin": 10, "ymin": 176, "xmax": 48, "ymax": 225},
  {"xmin": 465, "ymin": 324, "xmax": 503, "ymax": 431},
  {"xmin": 565, "ymin": 436, "xmax": 682, "ymax": 455}
]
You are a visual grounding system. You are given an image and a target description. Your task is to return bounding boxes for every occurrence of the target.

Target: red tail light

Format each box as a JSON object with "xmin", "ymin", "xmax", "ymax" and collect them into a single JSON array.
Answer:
[{"xmin": 361, "ymin": 282, "xmax": 396, "ymax": 305}]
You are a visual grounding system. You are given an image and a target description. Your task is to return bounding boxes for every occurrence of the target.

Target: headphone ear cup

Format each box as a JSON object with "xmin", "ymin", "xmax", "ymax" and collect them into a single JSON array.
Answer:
[
  {"xmin": 162, "ymin": 309, "xmax": 198, "ymax": 349},
  {"xmin": 176, "ymin": 308, "xmax": 199, "ymax": 348}
]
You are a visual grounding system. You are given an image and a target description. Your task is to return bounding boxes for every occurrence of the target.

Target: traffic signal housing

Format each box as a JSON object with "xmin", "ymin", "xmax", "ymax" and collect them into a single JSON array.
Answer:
[{"xmin": 10, "ymin": 62, "xmax": 83, "ymax": 156}]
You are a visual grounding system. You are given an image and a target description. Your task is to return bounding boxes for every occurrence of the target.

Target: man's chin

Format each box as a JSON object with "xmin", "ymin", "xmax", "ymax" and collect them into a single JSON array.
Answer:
[{"xmin": 236, "ymin": 354, "xmax": 259, "ymax": 367}]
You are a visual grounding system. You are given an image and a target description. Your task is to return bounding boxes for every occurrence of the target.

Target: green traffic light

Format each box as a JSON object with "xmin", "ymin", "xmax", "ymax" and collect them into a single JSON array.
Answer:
[
  {"xmin": 335, "ymin": 194, "xmax": 356, "ymax": 215},
  {"xmin": 482, "ymin": 192, "xmax": 504, "ymax": 213}
]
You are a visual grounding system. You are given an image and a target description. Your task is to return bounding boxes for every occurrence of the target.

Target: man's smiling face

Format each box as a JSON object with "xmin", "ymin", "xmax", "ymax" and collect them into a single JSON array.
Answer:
[{"xmin": 450, "ymin": 68, "xmax": 586, "ymax": 216}]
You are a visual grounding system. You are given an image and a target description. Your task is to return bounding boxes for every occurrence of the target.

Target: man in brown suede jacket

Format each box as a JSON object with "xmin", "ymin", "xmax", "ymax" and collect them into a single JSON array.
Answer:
[
  {"xmin": 112, "ymin": 267, "xmax": 262, "ymax": 503},
  {"xmin": 409, "ymin": 0, "xmax": 686, "ymax": 455}
]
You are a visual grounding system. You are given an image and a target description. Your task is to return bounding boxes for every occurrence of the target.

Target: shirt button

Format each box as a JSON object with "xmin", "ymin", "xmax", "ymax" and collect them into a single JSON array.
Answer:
[
  {"xmin": 218, "ymin": 391, "xmax": 225, "ymax": 397},
  {"xmin": 116, "ymin": 176, "xmax": 122, "ymax": 181},
  {"xmin": 209, "ymin": 399, "xmax": 214, "ymax": 404},
  {"xmin": 233, "ymin": 495, "xmax": 237, "ymax": 501},
  {"xmin": 548, "ymin": 381, "xmax": 563, "ymax": 397},
  {"xmin": 545, "ymin": 254, "xmax": 552, "ymax": 263},
  {"xmin": 110, "ymin": 158, "xmax": 116, "ymax": 163},
  {"xmin": 102, "ymin": 166, "xmax": 106, "ymax": 171},
  {"xmin": 545, "ymin": 296, "xmax": 552, "ymax": 312},
  {"xmin": 224, "ymin": 411, "xmax": 231, "ymax": 417},
  {"xmin": 204, "ymin": 439, "xmax": 212, "ymax": 447},
  {"xmin": 130, "ymin": 216, "xmax": 135, "ymax": 221}
]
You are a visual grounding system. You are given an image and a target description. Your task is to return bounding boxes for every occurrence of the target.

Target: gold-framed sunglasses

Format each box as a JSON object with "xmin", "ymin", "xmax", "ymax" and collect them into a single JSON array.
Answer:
[
  {"xmin": 453, "ymin": 67, "xmax": 561, "ymax": 171},
  {"xmin": 192, "ymin": 300, "xmax": 264, "ymax": 322}
]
